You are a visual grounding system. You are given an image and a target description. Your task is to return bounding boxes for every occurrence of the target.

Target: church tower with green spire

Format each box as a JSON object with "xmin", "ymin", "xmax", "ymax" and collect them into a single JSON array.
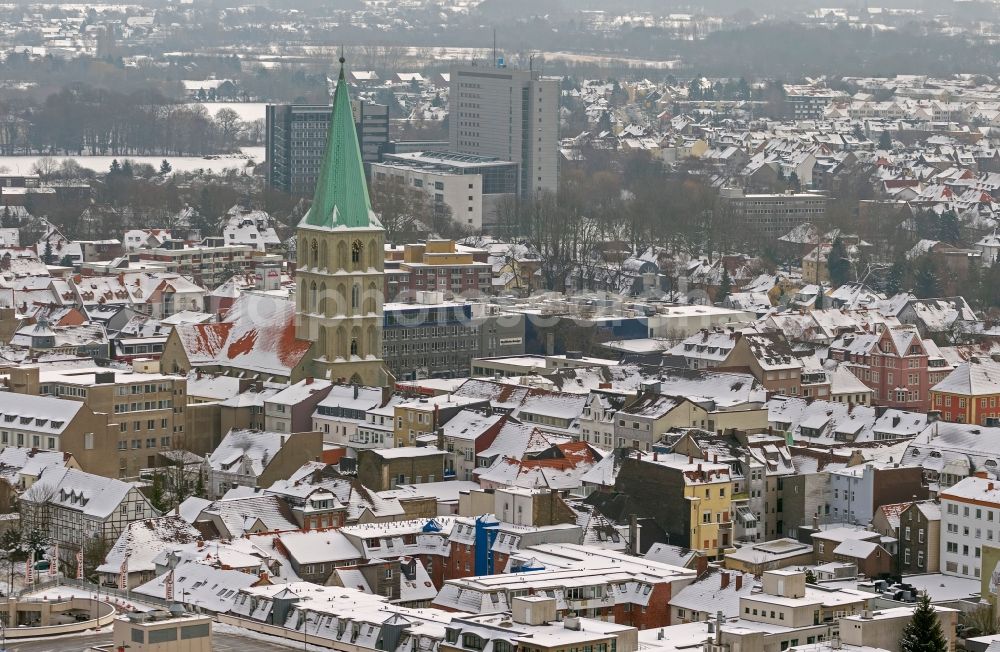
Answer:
[{"xmin": 296, "ymin": 57, "xmax": 388, "ymax": 387}]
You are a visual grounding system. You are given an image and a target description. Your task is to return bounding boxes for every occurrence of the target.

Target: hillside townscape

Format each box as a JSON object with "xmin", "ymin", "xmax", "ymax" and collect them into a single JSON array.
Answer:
[{"xmin": 0, "ymin": 1, "xmax": 999, "ymax": 652}]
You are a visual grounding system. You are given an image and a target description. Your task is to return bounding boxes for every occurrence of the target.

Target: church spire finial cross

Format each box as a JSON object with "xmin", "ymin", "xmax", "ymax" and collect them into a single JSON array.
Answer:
[{"xmin": 339, "ymin": 44, "xmax": 345, "ymax": 66}]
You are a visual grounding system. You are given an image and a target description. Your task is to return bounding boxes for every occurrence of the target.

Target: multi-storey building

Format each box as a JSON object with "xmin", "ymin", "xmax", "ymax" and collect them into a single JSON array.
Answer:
[
  {"xmin": 311, "ymin": 384, "xmax": 386, "ymax": 446},
  {"xmin": 434, "ymin": 543, "xmax": 696, "ymax": 629},
  {"xmin": 711, "ymin": 570, "xmax": 875, "ymax": 652},
  {"xmin": 897, "ymin": 500, "xmax": 941, "ymax": 574},
  {"xmin": 826, "ymin": 462, "xmax": 928, "ymax": 527},
  {"xmin": 719, "ymin": 188, "xmax": 828, "ymax": 239},
  {"xmin": 385, "ymin": 240, "xmax": 493, "ymax": 300},
  {"xmin": 722, "ymin": 332, "xmax": 803, "ymax": 397},
  {"xmin": 383, "ymin": 298, "xmax": 525, "ymax": 381},
  {"xmin": 437, "ymin": 409, "xmax": 505, "ymax": 482},
  {"xmin": 828, "ymin": 325, "xmax": 929, "ymax": 411},
  {"xmin": 263, "ymin": 377, "xmax": 333, "ymax": 433},
  {"xmin": 393, "ymin": 394, "xmax": 490, "ymax": 446},
  {"xmin": 9, "ymin": 365, "xmax": 187, "ymax": 480},
  {"xmin": 449, "ymin": 65, "xmax": 559, "ymax": 197},
  {"xmin": 579, "ymin": 390, "xmax": 628, "ymax": 450},
  {"xmin": 785, "ymin": 90, "xmax": 841, "ymax": 120},
  {"xmin": 134, "ymin": 240, "xmax": 268, "ymax": 289},
  {"xmin": 930, "ymin": 357, "xmax": 1000, "ymax": 425},
  {"xmin": 0, "ymin": 390, "xmax": 117, "ymax": 478},
  {"xmin": 940, "ymin": 474, "xmax": 1000, "ymax": 579},
  {"xmin": 374, "ymin": 152, "xmax": 519, "ymax": 231},
  {"xmin": 612, "ymin": 452, "xmax": 735, "ymax": 559},
  {"xmin": 266, "ymin": 101, "xmax": 390, "ymax": 195},
  {"xmin": 202, "ymin": 429, "xmax": 323, "ymax": 498}
]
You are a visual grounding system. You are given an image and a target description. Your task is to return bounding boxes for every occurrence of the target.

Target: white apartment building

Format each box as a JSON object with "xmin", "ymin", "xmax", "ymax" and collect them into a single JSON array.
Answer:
[
  {"xmin": 372, "ymin": 162, "xmax": 485, "ymax": 229},
  {"xmin": 939, "ymin": 474, "xmax": 1000, "ymax": 579},
  {"xmin": 373, "ymin": 151, "xmax": 519, "ymax": 231}
]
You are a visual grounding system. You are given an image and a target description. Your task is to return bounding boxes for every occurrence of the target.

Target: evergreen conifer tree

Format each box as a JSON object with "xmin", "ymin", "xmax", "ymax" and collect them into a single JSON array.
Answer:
[{"xmin": 900, "ymin": 593, "xmax": 948, "ymax": 652}]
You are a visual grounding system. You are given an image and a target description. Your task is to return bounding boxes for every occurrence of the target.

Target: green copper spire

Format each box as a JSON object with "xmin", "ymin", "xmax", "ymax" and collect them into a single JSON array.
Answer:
[{"xmin": 300, "ymin": 57, "xmax": 379, "ymax": 229}]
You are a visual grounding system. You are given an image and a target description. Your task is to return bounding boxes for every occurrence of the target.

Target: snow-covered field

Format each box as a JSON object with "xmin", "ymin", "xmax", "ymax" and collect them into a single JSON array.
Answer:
[
  {"xmin": 0, "ymin": 147, "xmax": 265, "ymax": 176},
  {"xmin": 186, "ymin": 102, "xmax": 268, "ymax": 123}
]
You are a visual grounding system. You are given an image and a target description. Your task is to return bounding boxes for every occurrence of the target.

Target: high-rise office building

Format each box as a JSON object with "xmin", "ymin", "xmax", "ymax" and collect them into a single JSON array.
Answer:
[
  {"xmin": 449, "ymin": 65, "xmax": 559, "ymax": 197},
  {"xmin": 266, "ymin": 101, "xmax": 389, "ymax": 196}
]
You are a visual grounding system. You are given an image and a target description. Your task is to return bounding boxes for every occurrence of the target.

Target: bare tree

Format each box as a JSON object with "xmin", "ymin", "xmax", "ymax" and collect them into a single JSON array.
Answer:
[{"xmin": 370, "ymin": 175, "xmax": 432, "ymax": 244}]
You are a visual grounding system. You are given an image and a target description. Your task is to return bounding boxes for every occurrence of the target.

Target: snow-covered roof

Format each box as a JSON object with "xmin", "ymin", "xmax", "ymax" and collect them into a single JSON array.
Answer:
[
  {"xmin": 22, "ymin": 466, "xmax": 142, "ymax": 519},
  {"xmin": 277, "ymin": 529, "xmax": 364, "ymax": 566},
  {"xmin": 133, "ymin": 558, "xmax": 259, "ymax": 613},
  {"xmin": 0, "ymin": 446, "xmax": 70, "ymax": 486},
  {"xmin": 0, "ymin": 391, "xmax": 83, "ymax": 435},
  {"xmin": 941, "ymin": 475, "xmax": 1000, "ymax": 504},
  {"xmin": 669, "ymin": 570, "xmax": 756, "ymax": 617},
  {"xmin": 931, "ymin": 357, "xmax": 1000, "ymax": 395},
  {"xmin": 172, "ymin": 293, "xmax": 312, "ymax": 378},
  {"xmin": 206, "ymin": 429, "xmax": 294, "ymax": 476},
  {"xmin": 97, "ymin": 515, "xmax": 199, "ymax": 574}
]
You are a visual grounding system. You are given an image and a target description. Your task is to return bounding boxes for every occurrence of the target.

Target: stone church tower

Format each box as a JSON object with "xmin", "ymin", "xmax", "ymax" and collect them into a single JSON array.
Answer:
[{"xmin": 296, "ymin": 59, "xmax": 388, "ymax": 387}]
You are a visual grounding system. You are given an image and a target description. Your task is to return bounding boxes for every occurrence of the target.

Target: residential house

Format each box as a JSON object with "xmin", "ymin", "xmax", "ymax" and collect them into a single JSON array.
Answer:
[
  {"xmin": 19, "ymin": 467, "xmax": 158, "ymax": 564},
  {"xmin": 598, "ymin": 451, "xmax": 735, "ymax": 559},
  {"xmin": 437, "ymin": 409, "xmax": 506, "ymax": 482},
  {"xmin": 930, "ymin": 357, "xmax": 1000, "ymax": 425},
  {"xmin": 357, "ymin": 447, "xmax": 447, "ymax": 491},
  {"xmin": 827, "ymin": 325, "xmax": 929, "ymax": 411},
  {"xmin": 393, "ymin": 394, "xmax": 490, "ymax": 447},
  {"xmin": 202, "ymin": 429, "xmax": 323, "ymax": 498},
  {"xmin": 722, "ymin": 332, "xmax": 802, "ymax": 397},
  {"xmin": 264, "ymin": 377, "xmax": 334, "ymax": 433},
  {"xmin": 311, "ymin": 385, "xmax": 386, "ymax": 447}
]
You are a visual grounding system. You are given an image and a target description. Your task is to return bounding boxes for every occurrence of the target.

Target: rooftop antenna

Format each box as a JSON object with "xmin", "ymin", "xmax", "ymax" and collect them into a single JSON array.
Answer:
[{"xmin": 492, "ymin": 28, "xmax": 497, "ymax": 68}]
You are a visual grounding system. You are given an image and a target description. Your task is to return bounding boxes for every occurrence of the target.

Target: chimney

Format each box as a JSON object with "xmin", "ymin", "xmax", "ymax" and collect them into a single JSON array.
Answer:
[
  {"xmin": 354, "ymin": 384, "xmax": 359, "ymax": 399},
  {"xmin": 976, "ymin": 470, "xmax": 989, "ymax": 479},
  {"xmin": 813, "ymin": 513, "xmax": 819, "ymax": 530},
  {"xmin": 629, "ymin": 514, "xmax": 639, "ymax": 556},
  {"xmin": 735, "ymin": 574, "xmax": 743, "ymax": 590},
  {"xmin": 305, "ymin": 376, "xmax": 313, "ymax": 385},
  {"xmin": 720, "ymin": 571, "xmax": 730, "ymax": 590},
  {"xmin": 653, "ymin": 452, "xmax": 658, "ymax": 461},
  {"xmin": 990, "ymin": 483, "xmax": 995, "ymax": 491}
]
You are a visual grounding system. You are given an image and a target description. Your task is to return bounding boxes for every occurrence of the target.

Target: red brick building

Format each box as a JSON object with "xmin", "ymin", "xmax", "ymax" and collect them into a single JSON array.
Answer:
[{"xmin": 828, "ymin": 325, "xmax": 929, "ymax": 410}]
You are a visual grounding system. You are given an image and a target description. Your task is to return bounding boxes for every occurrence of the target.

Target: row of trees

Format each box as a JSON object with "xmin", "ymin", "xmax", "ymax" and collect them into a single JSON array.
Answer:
[
  {"xmin": 0, "ymin": 85, "xmax": 262, "ymax": 156},
  {"xmin": 22, "ymin": 159, "xmax": 299, "ymax": 243}
]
